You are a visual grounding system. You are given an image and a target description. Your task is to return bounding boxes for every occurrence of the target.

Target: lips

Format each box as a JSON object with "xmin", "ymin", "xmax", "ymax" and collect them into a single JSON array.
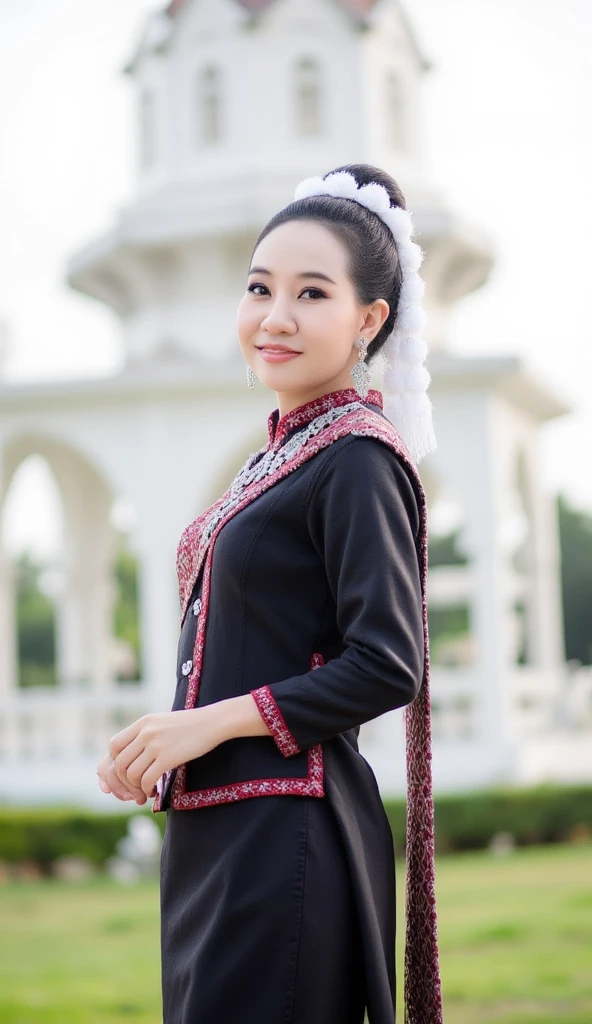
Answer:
[{"xmin": 256, "ymin": 344, "xmax": 301, "ymax": 354}]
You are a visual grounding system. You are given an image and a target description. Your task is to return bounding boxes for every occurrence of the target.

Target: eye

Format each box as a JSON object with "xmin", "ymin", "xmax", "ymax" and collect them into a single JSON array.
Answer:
[
  {"xmin": 246, "ymin": 283, "xmax": 327, "ymax": 299},
  {"xmin": 247, "ymin": 283, "xmax": 269, "ymax": 296}
]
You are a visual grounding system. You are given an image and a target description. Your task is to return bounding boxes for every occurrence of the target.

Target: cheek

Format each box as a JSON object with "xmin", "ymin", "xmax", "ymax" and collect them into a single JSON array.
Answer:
[
  {"xmin": 236, "ymin": 297, "xmax": 257, "ymax": 342},
  {"xmin": 306, "ymin": 303, "xmax": 356, "ymax": 352},
  {"xmin": 314, "ymin": 298, "xmax": 356, "ymax": 330}
]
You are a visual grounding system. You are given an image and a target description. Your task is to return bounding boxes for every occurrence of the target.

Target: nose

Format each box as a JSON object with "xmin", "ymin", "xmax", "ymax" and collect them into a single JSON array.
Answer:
[{"xmin": 260, "ymin": 295, "xmax": 298, "ymax": 336}]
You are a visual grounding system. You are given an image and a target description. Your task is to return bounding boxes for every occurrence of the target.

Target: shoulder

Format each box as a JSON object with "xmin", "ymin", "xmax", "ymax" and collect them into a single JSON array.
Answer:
[{"xmin": 306, "ymin": 433, "xmax": 421, "ymax": 539}]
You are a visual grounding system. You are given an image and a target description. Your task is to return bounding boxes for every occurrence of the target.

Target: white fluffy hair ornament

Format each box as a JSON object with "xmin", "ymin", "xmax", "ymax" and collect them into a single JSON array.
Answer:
[{"xmin": 293, "ymin": 170, "xmax": 437, "ymax": 464}]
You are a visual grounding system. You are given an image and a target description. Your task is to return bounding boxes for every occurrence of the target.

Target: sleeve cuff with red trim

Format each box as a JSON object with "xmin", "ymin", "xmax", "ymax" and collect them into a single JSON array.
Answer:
[{"xmin": 250, "ymin": 685, "xmax": 301, "ymax": 757}]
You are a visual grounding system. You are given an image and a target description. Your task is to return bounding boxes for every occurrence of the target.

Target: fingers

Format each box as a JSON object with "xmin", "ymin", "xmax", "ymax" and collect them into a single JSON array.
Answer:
[
  {"xmin": 107, "ymin": 761, "xmax": 147, "ymax": 803},
  {"xmin": 108, "ymin": 717, "xmax": 144, "ymax": 761},
  {"xmin": 110, "ymin": 770, "xmax": 147, "ymax": 804},
  {"xmin": 141, "ymin": 763, "xmax": 166, "ymax": 799},
  {"xmin": 113, "ymin": 736, "xmax": 145, "ymax": 781},
  {"xmin": 96, "ymin": 752, "xmax": 115, "ymax": 794},
  {"xmin": 96, "ymin": 752, "xmax": 147, "ymax": 804},
  {"xmin": 124, "ymin": 748, "xmax": 158, "ymax": 794}
]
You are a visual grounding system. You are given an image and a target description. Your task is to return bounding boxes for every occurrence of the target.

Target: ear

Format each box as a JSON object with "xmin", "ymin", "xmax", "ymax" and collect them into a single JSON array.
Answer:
[{"xmin": 359, "ymin": 298, "xmax": 390, "ymax": 340}]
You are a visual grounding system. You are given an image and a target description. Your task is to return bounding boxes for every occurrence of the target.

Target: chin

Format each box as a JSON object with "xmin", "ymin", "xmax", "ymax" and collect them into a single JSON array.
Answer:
[{"xmin": 256, "ymin": 365, "xmax": 307, "ymax": 388}]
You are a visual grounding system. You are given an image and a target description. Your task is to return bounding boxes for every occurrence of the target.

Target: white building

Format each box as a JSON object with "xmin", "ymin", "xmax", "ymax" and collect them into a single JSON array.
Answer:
[{"xmin": 0, "ymin": 0, "xmax": 590, "ymax": 807}]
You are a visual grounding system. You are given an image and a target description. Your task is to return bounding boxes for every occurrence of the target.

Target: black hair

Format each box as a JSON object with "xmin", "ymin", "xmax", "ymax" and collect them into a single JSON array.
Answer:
[{"xmin": 251, "ymin": 163, "xmax": 406, "ymax": 363}]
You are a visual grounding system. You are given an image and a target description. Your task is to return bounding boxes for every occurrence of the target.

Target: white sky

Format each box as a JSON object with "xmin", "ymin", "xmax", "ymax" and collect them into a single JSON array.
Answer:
[{"xmin": 0, "ymin": 0, "xmax": 591, "ymax": 555}]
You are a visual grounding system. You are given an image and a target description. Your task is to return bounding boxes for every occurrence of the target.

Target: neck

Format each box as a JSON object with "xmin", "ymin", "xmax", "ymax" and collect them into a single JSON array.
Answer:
[{"xmin": 275, "ymin": 370, "xmax": 359, "ymax": 419}]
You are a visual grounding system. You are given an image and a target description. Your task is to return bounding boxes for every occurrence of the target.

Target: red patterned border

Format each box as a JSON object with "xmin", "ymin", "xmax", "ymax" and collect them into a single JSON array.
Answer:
[
  {"xmin": 164, "ymin": 652, "xmax": 327, "ymax": 810},
  {"xmin": 266, "ymin": 386, "xmax": 383, "ymax": 448},
  {"xmin": 249, "ymin": 651, "xmax": 325, "ymax": 758},
  {"xmin": 250, "ymin": 685, "xmax": 300, "ymax": 757},
  {"xmin": 177, "ymin": 402, "xmax": 408, "ymax": 622},
  {"xmin": 168, "ymin": 742, "xmax": 324, "ymax": 810}
]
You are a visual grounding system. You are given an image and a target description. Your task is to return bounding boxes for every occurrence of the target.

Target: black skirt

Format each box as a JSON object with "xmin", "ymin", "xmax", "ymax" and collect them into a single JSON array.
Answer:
[{"xmin": 160, "ymin": 794, "xmax": 367, "ymax": 1023}]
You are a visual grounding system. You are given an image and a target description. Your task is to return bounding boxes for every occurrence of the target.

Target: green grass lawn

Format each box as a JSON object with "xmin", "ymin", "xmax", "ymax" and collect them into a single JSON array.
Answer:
[
  {"xmin": 0, "ymin": 842, "xmax": 590, "ymax": 1023},
  {"xmin": 433, "ymin": 843, "xmax": 591, "ymax": 1024}
]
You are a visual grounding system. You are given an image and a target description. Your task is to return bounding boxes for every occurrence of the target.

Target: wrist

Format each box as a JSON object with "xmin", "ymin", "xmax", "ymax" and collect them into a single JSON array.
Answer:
[
  {"xmin": 196, "ymin": 701, "xmax": 233, "ymax": 748},
  {"xmin": 207, "ymin": 694, "xmax": 271, "ymax": 745}
]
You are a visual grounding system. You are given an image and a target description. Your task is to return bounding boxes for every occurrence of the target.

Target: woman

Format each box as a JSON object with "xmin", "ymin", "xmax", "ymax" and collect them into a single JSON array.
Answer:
[{"xmin": 97, "ymin": 163, "xmax": 442, "ymax": 1024}]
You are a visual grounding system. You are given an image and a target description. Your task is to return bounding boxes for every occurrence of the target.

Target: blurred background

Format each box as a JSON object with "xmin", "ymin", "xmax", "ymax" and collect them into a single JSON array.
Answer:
[{"xmin": 0, "ymin": 1, "xmax": 590, "ymax": 1022}]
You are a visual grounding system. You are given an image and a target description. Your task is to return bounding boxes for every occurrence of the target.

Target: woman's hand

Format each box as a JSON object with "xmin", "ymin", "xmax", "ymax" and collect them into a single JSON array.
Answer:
[
  {"xmin": 96, "ymin": 752, "xmax": 149, "ymax": 805},
  {"xmin": 96, "ymin": 695, "xmax": 271, "ymax": 802},
  {"xmin": 105, "ymin": 707, "xmax": 226, "ymax": 799}
]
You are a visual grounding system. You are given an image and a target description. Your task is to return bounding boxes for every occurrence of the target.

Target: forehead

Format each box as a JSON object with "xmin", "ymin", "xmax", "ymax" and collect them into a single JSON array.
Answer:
[{"xmin": 251, "ymin": 219, "xmax": 349, "ymax": 276}]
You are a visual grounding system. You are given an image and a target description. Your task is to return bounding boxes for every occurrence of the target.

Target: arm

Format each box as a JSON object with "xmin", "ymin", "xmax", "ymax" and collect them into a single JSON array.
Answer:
[
  {"xmin": 246, "ymin": 436, "xmax": 425, "ymax": 754},
  {"xmin": 105, "ymin": 437, "xmax": 424, "ymax": 797}
]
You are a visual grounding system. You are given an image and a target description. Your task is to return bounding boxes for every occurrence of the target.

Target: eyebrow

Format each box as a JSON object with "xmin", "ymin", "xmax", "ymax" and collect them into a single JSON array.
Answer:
[{"xmin": 247, "ymin": 266, "xmax": 337, "ymax": 285}]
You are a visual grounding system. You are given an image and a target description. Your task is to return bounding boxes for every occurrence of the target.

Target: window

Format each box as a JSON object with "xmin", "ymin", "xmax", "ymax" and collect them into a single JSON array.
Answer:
[
  {"xmin": 140, "ymin": 89, "xmax": 157, "ymax": 169},
  {"xmin": 294, "ymin": 57, "xmax": 322, "ymax": 138},
  {"xmin": 196, "ymin": 65, "xmax": 223, "ymax": 145},
  {"xmin": 385, "ymin": 71, "xmax": 407, "ymax": 151}
]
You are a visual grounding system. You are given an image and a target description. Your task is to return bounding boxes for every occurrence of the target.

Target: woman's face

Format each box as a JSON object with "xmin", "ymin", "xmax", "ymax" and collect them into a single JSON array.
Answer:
[{"xmin": 236, "ymin": 220, "xmax": 389, "ymax": 409}]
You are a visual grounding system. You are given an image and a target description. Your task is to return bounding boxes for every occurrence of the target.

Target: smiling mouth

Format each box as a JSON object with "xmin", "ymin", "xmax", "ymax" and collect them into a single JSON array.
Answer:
[{"xmin": 256, "ymin": 345, "xmax": 301, "ymax": 354}]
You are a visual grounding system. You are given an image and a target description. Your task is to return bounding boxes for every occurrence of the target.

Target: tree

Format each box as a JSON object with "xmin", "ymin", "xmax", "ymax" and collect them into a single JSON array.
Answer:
[
  {"xmin": 112, "ymin": 543, "xmax": 142, "ymax": 680},
  {"xmin": 15, "ymin": 551, "xmax": 56, "ymax": 688},
  {"xmin": 427, "ymin": 493, "xmax": 592, "ymax": 667},
  {"xmin": 15, "ymin": 539, "xmax": 142, "ymax": 687}
]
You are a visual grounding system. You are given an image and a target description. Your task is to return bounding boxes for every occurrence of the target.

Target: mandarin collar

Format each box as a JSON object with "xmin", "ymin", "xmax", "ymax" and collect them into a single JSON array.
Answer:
[{"xmin": 266, "ymin": 387, "xmax": 383, "ymax": 449}]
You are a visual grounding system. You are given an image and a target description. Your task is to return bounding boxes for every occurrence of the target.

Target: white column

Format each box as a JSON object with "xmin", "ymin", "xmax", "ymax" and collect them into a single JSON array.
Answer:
[
  {"xmin": 87, "ymin": 517, "xmax": 117, "ymax": 691},
  {"xmin": 128, "ymin": 405, "xmax": 205, "ymax": 715},
  {"xmin": 135, "ymin": 528, "xmax": 180, "ymax": 713},
  {"xmin": 524, "ymin": 453, "xmax": 565, "ymax": 670},
  {"xmin": 426, "ymin": 389, "xmax": 518, "ymax": 759},
  {"xmin": 54, "ymin": 452, "xmax": 116, "ymax": 691},
  {"xmin": 0, "ymin": 551, "xmax": 18, "ymax": 697}
]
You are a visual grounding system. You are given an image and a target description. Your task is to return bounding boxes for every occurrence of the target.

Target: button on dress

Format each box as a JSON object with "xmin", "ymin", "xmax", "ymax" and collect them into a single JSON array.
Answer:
[{"xmin": 157, "ymin": 388, "xmax": 428, "ymax": 1024}]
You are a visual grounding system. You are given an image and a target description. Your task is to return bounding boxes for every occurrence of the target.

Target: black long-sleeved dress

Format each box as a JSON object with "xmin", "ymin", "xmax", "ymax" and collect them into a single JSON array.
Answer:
[{"xmin": 153, "ymin": 386, "xmax": 439, "ymax": 1024}]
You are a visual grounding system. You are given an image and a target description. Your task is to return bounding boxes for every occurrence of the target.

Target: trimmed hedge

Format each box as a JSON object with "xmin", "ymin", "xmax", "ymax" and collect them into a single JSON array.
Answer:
[
  {"xmin": 0, "ymin": 807, "xmax": 166, "ymax": 873},
  {"xmin": 386, "ymin": 784, "xmax": 592, "ymax": 853},
  {"xmin": 0, "ymin": 785, "xmax": 590, "ymax": 871}
]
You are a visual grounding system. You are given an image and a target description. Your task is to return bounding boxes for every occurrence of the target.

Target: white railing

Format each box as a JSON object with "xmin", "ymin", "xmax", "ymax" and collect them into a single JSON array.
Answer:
[
  {"xmin": 0, "ymin": 686, "xmax": 148, "ymax": 763},
  {"xmin": 2, "ymin": 664, "xmax": 587, "ymax": 765}
]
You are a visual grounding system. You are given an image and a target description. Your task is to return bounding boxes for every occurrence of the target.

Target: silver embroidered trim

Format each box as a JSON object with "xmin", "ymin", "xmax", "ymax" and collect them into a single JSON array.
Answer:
[{"xmin": 199, "ymin": 401, "xmax": 362, "ymax": 549}]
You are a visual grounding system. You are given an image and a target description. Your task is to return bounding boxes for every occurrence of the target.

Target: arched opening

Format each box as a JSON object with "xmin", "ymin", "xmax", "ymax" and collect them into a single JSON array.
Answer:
[
  {"xmin": 293, "ymin": 57, "xmax": 323, "ymax": 138},
  {"xmin": 425, "ymin": 474, "xmax": 477, "ymax": 741},
  {"xmin": 204, "ymin": 427, "xmax": 268, "ymax": 510},
  {"xmin": 427, "ymin": 481, "xmax": 475, "ymax": 665},
  {"xmin": 196, "ymin": 65, "xmax": 223, "ymax": 146},
  {"xmin": 2, "ymin": 456, "xmax": 62, "ymax": 689},
  {"xmin": 0, "ymin": 436, "xmax": 142, "ymax": 692},
  {"xmin": 110, "ymin": 498, "xmax": 142, "ymax": 684},
  {"xmin": 0, "ymin": 437, "xmax": 153, "ymax": 774}
]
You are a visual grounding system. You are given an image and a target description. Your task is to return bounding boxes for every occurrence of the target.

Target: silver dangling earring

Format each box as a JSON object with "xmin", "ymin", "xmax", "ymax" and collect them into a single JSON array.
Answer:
[
  {"xmin": 246, "ymin": 365, "xmax": 258, "ymax": 389},
  {"xmin": 350, "ymin": 338, "xmax": 371, "ymax": 398}
]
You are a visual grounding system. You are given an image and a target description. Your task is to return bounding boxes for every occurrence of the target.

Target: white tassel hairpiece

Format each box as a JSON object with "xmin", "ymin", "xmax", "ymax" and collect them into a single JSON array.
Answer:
[{"xmin": 293, "ymin": 171, "xmax": 437, "ymax": 464}]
